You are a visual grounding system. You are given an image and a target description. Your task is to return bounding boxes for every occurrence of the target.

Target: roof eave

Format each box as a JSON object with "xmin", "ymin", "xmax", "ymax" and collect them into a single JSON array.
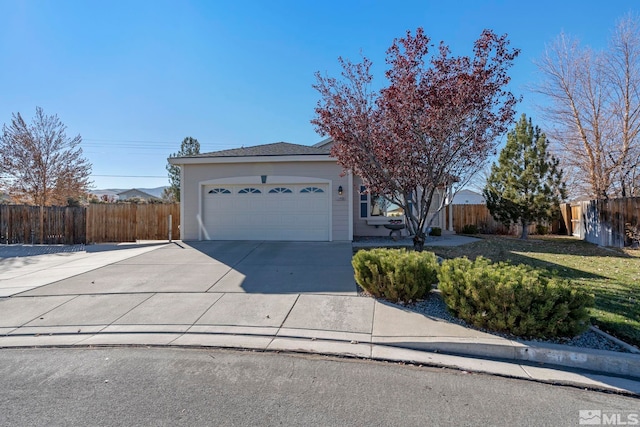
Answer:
[
  {"xmin": 168, "ymin": 154, "xmax": 335, "ymax": 165},
  {"xmin": 313, "ymin": 137, "xmax": 334, "ymax": 148}
]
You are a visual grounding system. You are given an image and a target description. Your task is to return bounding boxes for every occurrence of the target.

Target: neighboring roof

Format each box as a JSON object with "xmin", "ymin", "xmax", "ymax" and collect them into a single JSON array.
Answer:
[
  {"xmin": 184, "ymin": 142, "xmax": 330, "ymax": 158},
  {"xmin": 457, "ymin": 189, "xmax": 483, "ymax": 196},
  {"xmin": 117, "ymin": 189, "xmax": 156, "ymax": 199},
  {"xmin": 452, "ymin": 189, "xmax": 486, "ymax": 205},
  {"xmin": 313, "ymin": 137, "xmax": 333, "ymax": 148}
]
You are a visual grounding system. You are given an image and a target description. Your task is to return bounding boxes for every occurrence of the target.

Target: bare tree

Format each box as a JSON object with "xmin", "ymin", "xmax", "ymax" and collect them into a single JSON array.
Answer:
[
  {"xmin": 535, "ymin": 14, "xmax": 640, "ymax": 199},
  {"xmin": 0, "ymin": 107, "xmax": 92, "ymax": 206},
  {"xmin": 607, "ymin": 15, "xmax": 640, "ymax": 197}
]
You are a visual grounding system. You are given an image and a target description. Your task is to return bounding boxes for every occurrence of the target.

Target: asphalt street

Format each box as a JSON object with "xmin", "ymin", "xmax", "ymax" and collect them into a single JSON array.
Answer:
[{"xmin": 0, "ymin": 347, "xmax": 637, "ymax": 426}]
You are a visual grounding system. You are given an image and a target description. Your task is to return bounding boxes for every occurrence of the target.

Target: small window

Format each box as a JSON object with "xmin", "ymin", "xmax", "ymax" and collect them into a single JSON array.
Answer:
[
  {"xmin": 208, "ymin": 188, "xmax": 231, "ymax": 194},
  {"xmin": 269, "ymin": 187, "xmax": 292, "ymax": 194},
  {"xmin": 238, "ymin": 188, "xmax": 261, "ymax": 194},
  {"xmin": 359, "ymin": 185, "xmax": 368, "ymax": 218},
  {"xmin": 359, "ymin": 186, "xmax": 405, "ymax": 219},
  {"xmin": 360, "ymin": 203, "xmax": 368, "ymax": 218},
  {"xmin": 300, "ymin": 187, "xmax": 324, "ymax": 193},
  {"xmin": 370, "ymin": 194, "xmax": 389, "ymax": 216}
]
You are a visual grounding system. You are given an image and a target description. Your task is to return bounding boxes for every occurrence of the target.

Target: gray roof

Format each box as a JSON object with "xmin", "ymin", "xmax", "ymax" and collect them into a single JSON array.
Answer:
[
  {"xmin": 117, "ymin": 189, "xmax": 156, "ymax": 199},
  {"xmin": 185, "ymin": 142, "xmax": 330, "ymax": 158},
  {"xmin": 313, "ymin": 137, "xmax": 334, "ymax": 148}
]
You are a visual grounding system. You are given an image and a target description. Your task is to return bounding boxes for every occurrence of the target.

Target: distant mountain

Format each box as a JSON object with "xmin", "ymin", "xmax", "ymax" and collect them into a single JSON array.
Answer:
[{"xmin": 90, "ymin": 186, "xmax": 168, "ymax": 199}]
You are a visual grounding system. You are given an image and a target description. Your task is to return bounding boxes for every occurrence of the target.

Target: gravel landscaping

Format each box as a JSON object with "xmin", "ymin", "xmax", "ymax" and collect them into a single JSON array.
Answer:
[
  {"xmin": 357, "ymin": 288, "xmax": 630, "ymax": 352},
  {"xmin": 353, "ymin": 238, "xmax": 632, "ymax": 353},
  {"xmin": 409, "ymin": 292, "xmax": 630, "ymax": 352}
]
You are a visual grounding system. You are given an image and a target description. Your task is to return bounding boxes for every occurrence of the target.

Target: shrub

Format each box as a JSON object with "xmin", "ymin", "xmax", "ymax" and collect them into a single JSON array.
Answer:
[
  {"xmin": 625, "ymin": 223, "xmax": 640, "ymax": 248},
  {"xmin": 477, "ymin": 221, "xmax": 492, "ymax": 234},
  {"xmin": 461, "ymin": 224, "xmax": 479, "ymax": 234},
  {"xmin": 66, "ymin": 197, "xmax": 81, "ymax": 207},
  {"xmin": 437, "ymin": 257, "xmax": 594, "ymax": 338},
  {"xmin": 535, "ymin": 224, "xmax": 549, "ymax": 235},
  {"xmin": 352, "ymin": 248, "xmax": 439, "ymax": 303},
  {"xmin": 429, "ymin": 227, "xmax": 442, "ymax": 236}
]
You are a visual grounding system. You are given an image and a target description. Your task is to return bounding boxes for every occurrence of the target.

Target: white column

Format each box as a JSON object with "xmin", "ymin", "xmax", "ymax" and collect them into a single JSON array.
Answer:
[
  {"xmin": 448, "ymin": 187, "xmax": 454, "ymax": 232},
  {"xmin": 347, "ymin": 170, "xmax": 354, "ymax": 241}
]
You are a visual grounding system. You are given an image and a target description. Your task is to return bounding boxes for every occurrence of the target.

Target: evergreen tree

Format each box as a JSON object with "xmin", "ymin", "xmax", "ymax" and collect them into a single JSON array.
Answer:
[
  {"xmin": 484, "ymin": 114, "xmax": 566, "ymax": 239},
  {"xmin": 166, "ymin": 136, "xmax": 200, "ymax": 202}
]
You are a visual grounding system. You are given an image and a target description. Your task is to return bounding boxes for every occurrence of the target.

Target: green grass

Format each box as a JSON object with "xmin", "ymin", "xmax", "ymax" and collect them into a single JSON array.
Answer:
[{"xmin": 425, "ymin": 235, "xmax": 640, "ymax": 347}]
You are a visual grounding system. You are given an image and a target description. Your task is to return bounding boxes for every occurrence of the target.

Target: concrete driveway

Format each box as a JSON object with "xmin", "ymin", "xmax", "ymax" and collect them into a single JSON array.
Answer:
[{"xmin": 18, "ymin": 241, "xmax": 357, "ymax": 296}]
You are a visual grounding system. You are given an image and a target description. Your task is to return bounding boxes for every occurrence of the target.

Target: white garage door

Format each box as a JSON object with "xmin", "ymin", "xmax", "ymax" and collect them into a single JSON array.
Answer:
[{"xmin": 203, "ymin": 184, "xmax": 330, "ymax": 241}]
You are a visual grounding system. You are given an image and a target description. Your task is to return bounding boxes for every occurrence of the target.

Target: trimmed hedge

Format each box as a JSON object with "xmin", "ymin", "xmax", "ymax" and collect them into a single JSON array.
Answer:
[
  {"xmin": 429, "ymin": 227, "xmax": 442, "ymax": 236},
  {"xmin": 437, "ymin": 257, "xmax": 594, "ymax": 338},
  {"xmin": 352, "ymin": 248, "xmax": 439, "ymax": 303}
]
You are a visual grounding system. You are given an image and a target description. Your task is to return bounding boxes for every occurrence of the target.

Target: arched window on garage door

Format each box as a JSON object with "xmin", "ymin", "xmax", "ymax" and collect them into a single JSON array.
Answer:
[
  {"xmin": 238, "ymin": 188, "xmax": 261, "ymax": 194},
  {"xmin": 208, "ymin": 188, "xmax": 231, "ymax": 194},
  {"xmin": 300, "ymin": 187, "xmax": 324, "ymax": 193},
  {"xmin": 269, "ymin": 187, "xmax": 292, "ymax": 194}
]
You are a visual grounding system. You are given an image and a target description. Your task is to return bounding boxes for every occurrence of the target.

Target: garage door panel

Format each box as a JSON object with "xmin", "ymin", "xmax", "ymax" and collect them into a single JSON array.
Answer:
[
  {"xmin": 307, "ymin": 200, "xmax": 328, "ymax": 211},
  {"xmin": 308, "ymin": 213, "xmax": 329, "ymax": 224},
  {"xmin": 235, "ymin": 213, "xmax": 259, "ymax": 228},
  {"xmin": 205, "ymin": 200, "xmax": 238, "ymax": 213},
  {"xmin": 262, "ymin": 214, "xmax": 282, "ymax": 228},
  {"xmin": 265, "ymin": 196, "xmax": 294, "ymax": 210},
  {"xmin": 203, "ymin": 183, "xmax": 330, "ymax": 241},
  {"xmin": 280, "ymin": 214, "xmax": 302, "ymax": 226}
]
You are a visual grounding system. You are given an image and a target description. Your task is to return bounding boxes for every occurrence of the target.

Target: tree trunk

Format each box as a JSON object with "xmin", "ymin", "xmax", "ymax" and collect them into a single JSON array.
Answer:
[
  {"xmin": 413, "ymin": 231, "xmax": 426, "ymax": 252},
  {"xmin": 520, "ymin": 220, "xmax": 529, "ymax": 240}
]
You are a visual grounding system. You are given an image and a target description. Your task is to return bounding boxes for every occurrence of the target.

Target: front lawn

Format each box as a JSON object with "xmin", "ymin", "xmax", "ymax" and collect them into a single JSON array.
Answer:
[{"xmin": 425, "ymin": 235, "xmax": 640, "ymax": 347}]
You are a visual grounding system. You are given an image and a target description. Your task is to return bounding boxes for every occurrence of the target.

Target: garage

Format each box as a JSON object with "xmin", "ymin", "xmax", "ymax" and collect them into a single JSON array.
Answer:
[
  {"xmin": 203, "ymin": 183, "xmax": 330, "ymax": 241},
  {"xmin": 169, "ymin": 141, "xmax": 350, "ymax": 241}
]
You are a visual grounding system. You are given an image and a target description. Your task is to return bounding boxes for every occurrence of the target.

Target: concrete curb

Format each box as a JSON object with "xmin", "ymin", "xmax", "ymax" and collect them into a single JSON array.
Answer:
[
  {"xmin": 515, "ymin": 340, "xmax": 640, "ymax": 378},
  {"xmin": 1, "ymin": 332, "xmax": 639, "ymax": 395},
  {"xmin": 1, "ymin": 326, "xmax": 639, "ymax": 395},
  {"xmin": 379, "ymin": 337, "xmax": 640, "ymax": 380}
]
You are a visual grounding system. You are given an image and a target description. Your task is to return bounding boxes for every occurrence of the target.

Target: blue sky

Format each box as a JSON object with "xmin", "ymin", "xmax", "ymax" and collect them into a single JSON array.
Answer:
[{"xmin": 1, "ymin": 0, "xmax": 638, "ymax": 190}]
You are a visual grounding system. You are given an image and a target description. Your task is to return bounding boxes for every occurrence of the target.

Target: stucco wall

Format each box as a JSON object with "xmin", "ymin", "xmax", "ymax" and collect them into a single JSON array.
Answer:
[{"xmin": 180, "ymin": 160, "xmax": 350, "ymax": 241}]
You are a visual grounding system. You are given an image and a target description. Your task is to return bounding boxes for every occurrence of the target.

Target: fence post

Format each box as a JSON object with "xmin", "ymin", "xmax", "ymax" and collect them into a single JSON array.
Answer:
[
  {"xmin": 168, "ymin": 214, "xmax": 172, "ymax": 242},
  {"xmin": 39, "ymin": 205, "xmax": 44, "ymax": 244}
]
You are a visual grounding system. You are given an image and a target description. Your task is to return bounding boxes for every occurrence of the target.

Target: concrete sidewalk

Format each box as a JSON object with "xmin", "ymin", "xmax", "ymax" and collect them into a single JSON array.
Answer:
[
  {"xmin": 0, "ymin": 242, "xmax": 168, "ymax": 297},
  {"xmin": 1, "ymin": 240, "xmax": 639, "ymax": 396}
]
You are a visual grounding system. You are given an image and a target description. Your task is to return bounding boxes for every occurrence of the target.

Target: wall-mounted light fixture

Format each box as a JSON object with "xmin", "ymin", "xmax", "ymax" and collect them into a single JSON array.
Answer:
[
  {"xmin": 261, "ymin": 175, "xmax": 267, "ymax": 184},
  {"xmin": 338, "ymin": 185, "xmax": 343, "ymax": 196}
]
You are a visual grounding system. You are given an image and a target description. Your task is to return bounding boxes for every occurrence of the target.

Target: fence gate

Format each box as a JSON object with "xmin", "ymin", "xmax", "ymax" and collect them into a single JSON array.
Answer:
[{"xmin": 570, "ymin": 203, "xmax": 582, "ymax": 238}]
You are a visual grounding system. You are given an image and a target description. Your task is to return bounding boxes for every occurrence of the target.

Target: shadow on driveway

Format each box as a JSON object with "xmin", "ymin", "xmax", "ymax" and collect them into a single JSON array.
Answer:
[{"xmin": 18, "ymin": 241, "xmax": 357, "ymax": 296}]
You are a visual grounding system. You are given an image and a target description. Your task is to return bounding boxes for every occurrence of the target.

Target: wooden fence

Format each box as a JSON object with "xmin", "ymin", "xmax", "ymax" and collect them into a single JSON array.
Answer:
[
  {"xmin": 0, "ymin": 204, "xmax": 179, "ymax": 244},
  {"xmin": 446, "ymin": 204, "xmax": 539, "ymax": 235},
  {"xmin": 86, "ymin": 203, "xmax": 180, "ymax": 243},
  {"xmin": 0, "ymin": 205, "xmax": 86, "ymax": 244},
  {"xmin": 560, "ymin": 198, "xmax": 640, "ymax": 247}
]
